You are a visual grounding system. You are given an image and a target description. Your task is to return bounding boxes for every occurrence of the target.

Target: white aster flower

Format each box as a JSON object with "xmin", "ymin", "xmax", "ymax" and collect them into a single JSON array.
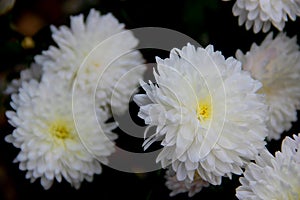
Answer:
[
  {"xmin": 236, "ymin": 33, "xmax": 300, "ymax": 141},
  {"xmin": 134, "ymin": 43, "xmax": 268, "ymax": 185},
  {"xmin": 4, "ymin": 63, "xmax": 42, "ymax": 95},
  {"xmin": 35, "ymin": 9, "xmax": 146, "ymax": 115},
  {"xmin": 236, "ymin": 134, "xmax": 300, "ymax": 200},
  {"xmin": 5, "ymin": 74, "xmax": 117, "ymax": 189},
  {"xmin": 165, "ymin": 168, "xmax": 209, "ymax": 197},
  {"xmin": 227, "ymin": 0, "xmax": 300, "ymax": 33}
]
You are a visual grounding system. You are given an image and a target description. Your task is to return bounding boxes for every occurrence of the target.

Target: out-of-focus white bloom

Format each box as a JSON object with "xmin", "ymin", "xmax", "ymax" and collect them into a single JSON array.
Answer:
[
  {"xmin": 236, "ymin": 33, "xmax": 300, "ymax": 140},
  {"xmin": 4, "ymin": 63, "xmax": 42, "ymax": 95},
  {"xmin": 0, "ymin": 0, "xmax": 15, "ymax": 15},
  {"xmin": 165, "ymin": 169, "xmax": 209, "ymax": 197},
  {"xmin": 134, "ymin": 43, "xmax": 267, "ymax": 185},
  {"xmin": 224, "ymin": 0, "xmax": 300, "ymax": 33},
  {"xmin": 5, "ymin": 75, "xmax": 117, "ymax": 189},
  {"xmin": 35, "ymin": 9, "xmax": 146, "ymax": 115},
  {"xmin": 236, "ymin": 134, "xmax": 300, "ymax": 199}
]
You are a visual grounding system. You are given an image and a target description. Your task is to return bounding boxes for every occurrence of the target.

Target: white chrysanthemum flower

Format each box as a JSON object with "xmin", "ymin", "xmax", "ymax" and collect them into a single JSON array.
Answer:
[
  {"xmin": 236, "ymin": 134, "xmax": 300, "ymax": 199},
  {"xmin": 165, "ymin": 169, "xmax": 209, "ymax": 197},
  {"xmin": 4, "ymin": 63, "xmax": 42, "ymax": 95},
  {"xmin": 35, "ymin": 9, "xmax": 146, "ymax": 115},
  {"xmin": 134, "ymin": 43, "xmax": 268, "ymax": 185},
  {"xmin": 5, "ymin": 74, "xmax": 117, "ymax": 189},
  {"xmin": 225, "ymin": 0, "xmax": 300, "ymax": 33},
  {"xmin": 236, "ymin": 33, "xmax": 300, "ymax": 141},
  {"xmin": 223, "ymin": 0, "xmax": 300, "ymax": 33}
]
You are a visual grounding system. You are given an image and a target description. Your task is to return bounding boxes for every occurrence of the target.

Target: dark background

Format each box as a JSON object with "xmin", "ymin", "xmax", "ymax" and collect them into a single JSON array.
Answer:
[{"xmin": 0, "ymin": 0, "xmax": 299, "ymax": 199}]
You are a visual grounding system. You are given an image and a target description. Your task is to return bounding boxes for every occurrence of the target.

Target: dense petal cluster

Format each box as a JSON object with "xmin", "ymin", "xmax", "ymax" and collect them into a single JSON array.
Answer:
[
  {"xmin": 35, "ymin": 9, "xmax": 146, "ymax": 115},
  {"xmin": 5, "ymin": 75, "xmax": 117, "ymax": 189},
  {"xmin": 4, "ymin": 9, "xmax": 146, "ymax": 189},
  {"xmin": 236, "ymin": 134, "xmax": 300, "ymax": 199},
  {"xmin": 227, "ymin": 0, "xmax": 300, "ymax": 33},
  {"xmin": 236, "ymin": 33, "xmax": 300, "ymax": 140},
  {"xmin": 134, "ymin": 43, "xmax": 268, "ymax": 185},
  {"xmin": 4, "ymin": 63, "xmax": 42, "ymax": 95},
  {"xmin": 165, "ymin": 169, "xmax": 209, "ymax": 197}
]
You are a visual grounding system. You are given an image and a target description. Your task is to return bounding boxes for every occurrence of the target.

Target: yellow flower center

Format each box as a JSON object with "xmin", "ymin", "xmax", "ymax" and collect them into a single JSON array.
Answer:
[
  {"xmin": 197, "ymin": 100, "xmax": 212, "ymax": 122},
  {"xmin": 257, "ymin": 82, "xmax": 272, "ymax": 96},
  {"xmin": 49, "ymin": 120, "xmax": 72, "ymax": 140}
]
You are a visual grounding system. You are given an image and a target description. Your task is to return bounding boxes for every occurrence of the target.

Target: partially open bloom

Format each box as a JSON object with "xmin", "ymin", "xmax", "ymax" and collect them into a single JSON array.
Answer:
[
  {"xmin": 134, "ymin": 43, "xmax": 267, "ymax": 185},
  {"xmin": 165, "ymin": 169, "xmax": 209, "ymax": 197},
  {"xmin": 5, "ymin": 74, "xmax": 117, "ymax": 189},
  {"xmin": 236, "ymin": 134, "xmax": 300, "ymax": 199},
  {"xmin": 236, "ymin": 33, "xmax": 300, "ymax": 140},
  {"xmin": 224, "ymin": 0, "xmax": 300, "ymax": 33},
  {"xmin": 35, "ymin": 9, "xmax": 146, "ymax": 115}
]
